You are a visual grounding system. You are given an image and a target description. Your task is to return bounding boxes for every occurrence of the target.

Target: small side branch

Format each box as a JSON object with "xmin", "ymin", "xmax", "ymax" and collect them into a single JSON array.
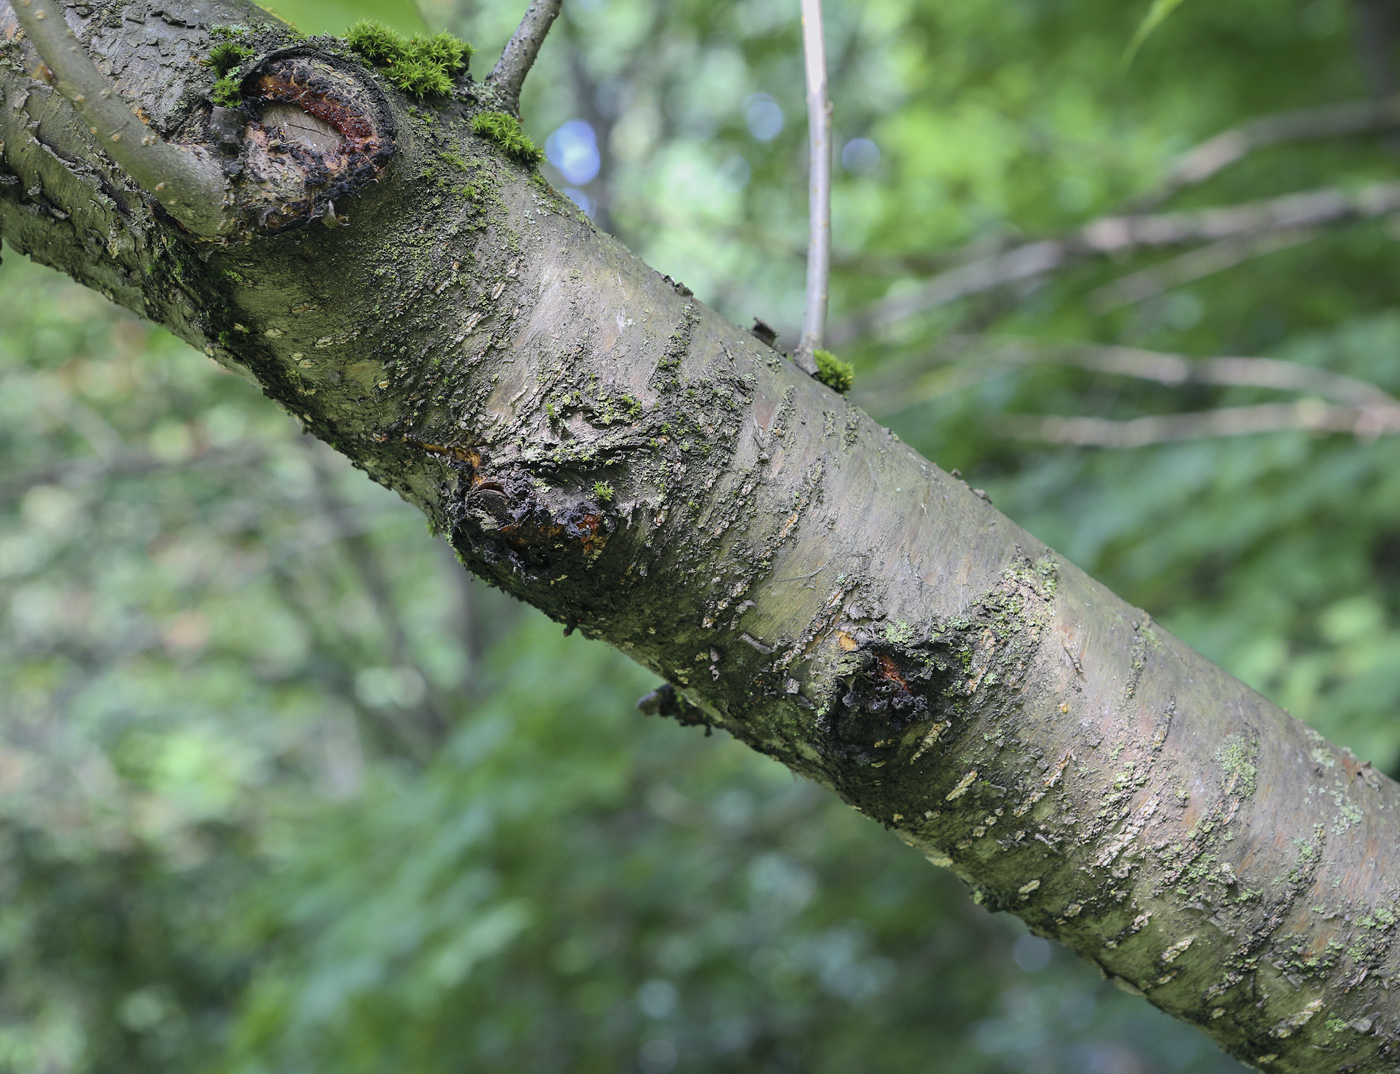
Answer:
[
  {"xmin": 488, "ymin": 0, "xmax": 563, "ymax": 114},
  {"xmin": 10, "ymin": 0, "xmax": 226, "ymax": 237},
  {"xmin": 793, "ymin": 0, "xmax": 831, "ymax": 375}
]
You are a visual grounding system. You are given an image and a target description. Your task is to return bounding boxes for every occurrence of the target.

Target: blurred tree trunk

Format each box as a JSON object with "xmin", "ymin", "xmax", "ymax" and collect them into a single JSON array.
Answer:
[{"xmin": 2, "ymin": 3, "xmax": 1398, "ymax": 1071}]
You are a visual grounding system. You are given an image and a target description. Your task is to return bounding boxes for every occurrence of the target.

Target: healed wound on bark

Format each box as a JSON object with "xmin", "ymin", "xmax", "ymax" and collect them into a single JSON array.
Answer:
[{"xmin": 1, "ymin": 3, "xmax": 1399, "ymax": 1071}]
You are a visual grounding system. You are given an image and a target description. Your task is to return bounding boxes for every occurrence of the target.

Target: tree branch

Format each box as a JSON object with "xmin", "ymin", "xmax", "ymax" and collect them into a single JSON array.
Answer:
[
  {"xmin": 1000, "ymin": 399, "xmax": 1400, "ymax": 447},
  {"xmin": 5, "ymin": 4, "xmax": 1400, "ymax": 1067},
  {"xmin": 857, "ymin": 337, "xmax": 1400, "ymax": 414},
  {"xmin": 487, "ymin": 0, "xmax": 563, "ymax": 114},
  {"xmin": 1086, "ymin": 227, "xmax": 1319, "ymax": 311},
  {"xmin": 793, "ymin": 0, "xmax": 831, "ymax": 375},
  {"xmin": 9, "ymin": 0, "xmax": 226, "ymax": 237},
  {"xmin": 1143, "ymin": 95, "xmax": 1400, "ymax": 206},
  {"xmin": 828, "ymin": 182, "xmax": 1400, "ymax": 345}
]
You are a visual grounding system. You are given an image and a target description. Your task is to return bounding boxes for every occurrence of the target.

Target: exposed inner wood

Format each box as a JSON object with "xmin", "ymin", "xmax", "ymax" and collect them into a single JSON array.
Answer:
[{"xmin": 258, "ymin": 102, "xmax": 342, "ymax": 156}]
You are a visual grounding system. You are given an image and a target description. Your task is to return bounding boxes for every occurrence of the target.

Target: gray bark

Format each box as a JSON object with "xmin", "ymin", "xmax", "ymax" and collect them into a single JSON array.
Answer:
[{"xmin": 2, "ymin": 3, "xmax": 1398, "ymax": 1070}]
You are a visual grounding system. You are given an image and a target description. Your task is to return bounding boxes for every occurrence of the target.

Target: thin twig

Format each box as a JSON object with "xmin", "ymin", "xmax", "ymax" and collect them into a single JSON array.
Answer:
[
  {"xmin": 830, "ymin": 96, "xmax": 1400, "ymax": 281},
  {"xmin": 827, "ymin": 182, "xmax": 1400, "ymax": 345},
  {"xmin": 488, "ymin": 0, "xmax": 564, "ymax": 115},
  {"xmin": 1016, "ymin": 342, "xmax": 1398, "ymax": 406},
  {"xmin": 10, "ymin": 0, "xmax": 226, "ymax": 237},
  {"xmin": 1143, "ymin": 96, "xmax": 1400, "ymax": 206},
  {"xmin": 999, "ymin": 400, "xmax": 1400, "ymax": 448},
  {"xmin": 1087, "ymin": 227, "xmax": 1319, "ymax": 312},
  {"xmin": 793, "ymin": 0, "xmax": 831, "ymax": 375},
  {"xmin": 856, "ymin": 337, "xmax": 1400, "ymax": 414}
]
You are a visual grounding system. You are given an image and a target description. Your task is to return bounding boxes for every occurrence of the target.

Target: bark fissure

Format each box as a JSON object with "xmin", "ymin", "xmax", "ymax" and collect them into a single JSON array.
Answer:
[{"xmin": 3, "ymin": 3, "xmax": 1400, "ymax": 1071}]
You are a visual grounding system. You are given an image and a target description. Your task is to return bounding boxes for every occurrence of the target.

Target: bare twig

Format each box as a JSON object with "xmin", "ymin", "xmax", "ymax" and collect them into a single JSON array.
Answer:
[
  {"xmin": 856, "ymin": 337, "xmax": 1400, "ymax": 415},
  {"xmin": 999, "ymin": 400, "xmax": 1400, "ymax": 448},
  {"xmin": 1145, "ymin": 96, "xmax": 1400, "ymax": 206},
  {"xmin": 488, "ymin": 0, "xmax": 564, "ymax": 114},
  {"xmin": 828, "ymin": 182, "xmax": 1400, "ymax": 345},
  {"xmin": 830, "ymin": 96, "xmax": 1400, "ymax": 283},
  {"xmin": 10, "ymin": 0, "xmax": 226, "ymax": 237},
  {"xmin": 1086, "ymin": 227, "xmax": 1319, "ymax": 311},
  {"xmin": 1017, "ymin": 342, "xmax": 1398, "ymax": 405},
  {"xmin": 793, "ymin": 0, "xmax": 831, "ymax": 375}
]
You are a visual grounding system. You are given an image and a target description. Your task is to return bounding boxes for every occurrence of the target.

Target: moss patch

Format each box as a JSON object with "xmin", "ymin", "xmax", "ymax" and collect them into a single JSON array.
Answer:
[
  {"xmin": 211, "ymin": 75, "xmax": 244, "ymax": 107},
  {"xmin": 204, "ymin": 40, "xmax": 255, "ymax": 76},
  {"xmin": 814, "ymin": 349, "xmax": 854, "ymax": 394},
  {"xmin": 471, "ymin": 112, "xmax": 544, "ymax": 166},
  {"xmin": 203, "ymin": 31, "xmax": 255, "ymax": 106},
  {"xmin": 345, "ymin": 21, "xmax": 473, "ymax": 99}
]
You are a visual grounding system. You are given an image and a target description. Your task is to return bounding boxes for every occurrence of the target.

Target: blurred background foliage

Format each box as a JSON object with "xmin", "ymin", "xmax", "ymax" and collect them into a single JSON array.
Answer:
[{"xmin": 3, "ymin": 0, "xmax": 1400, "ymax": 1069}]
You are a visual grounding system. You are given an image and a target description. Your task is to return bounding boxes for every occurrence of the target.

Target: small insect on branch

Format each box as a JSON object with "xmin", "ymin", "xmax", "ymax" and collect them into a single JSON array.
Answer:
[
  {"xmin": 488, "ymin": 0, "xmax": 563, "ymax": 115},
  {"xmin": 793, "ymin": 0, "xmax": 832, "ymax": 376},
  {"xmin": 10, "ymin": 0, "xmax": 228, "ymax": 237}
]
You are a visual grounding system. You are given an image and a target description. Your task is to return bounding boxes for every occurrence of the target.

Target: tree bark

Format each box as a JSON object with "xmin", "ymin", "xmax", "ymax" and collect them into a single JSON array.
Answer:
[{"xmin": 2, "ymin": 3, "xmax": 1399, "ymax": 1071}]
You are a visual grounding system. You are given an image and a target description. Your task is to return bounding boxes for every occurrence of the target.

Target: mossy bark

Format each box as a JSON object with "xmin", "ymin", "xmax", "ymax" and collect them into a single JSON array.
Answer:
[{"xmin": 2, "ymin": 2, "xmax": 1399, "ymax": 1070}]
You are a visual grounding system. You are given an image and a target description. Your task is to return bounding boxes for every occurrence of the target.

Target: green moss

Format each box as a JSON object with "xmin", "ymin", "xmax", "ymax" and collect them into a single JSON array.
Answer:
[
  {"xmin": 813, "ymin": 349, "xmax": 854, "ymax": 393},
  {"xmin": 203, "ymin": 40, "xmax": 254, "ymax": 77},
  {"xmin": 210, "ymin": 24, "xmax": 251, "ymax": 40},
  {"xmin": 345, "ymin": 21, "xmax": 473, "ymax": 99},
  {"xmin": 440, "ymin": 148, "xmax": 471, "ymax": 171},
  {"xmin": 415, "ymin": 31, "xmax": 473, "ymax": 73},
  {"xmin": 345, "ymin": 19, "xmax": 406, "ymax": 65},
  {"xmin": 212, "ymin": 74, "xmax": 244, "ymax": 107},
  {"xmin": 472, "ymin": 112, "xmax": 544, "ymax": 166},
  {"xmin": 387, "ymin": 58, "xmax": 453, "ymax": 97},
  {"xmin": 591, "ymin": 481, "xmax": 615, "ymax": 504}
]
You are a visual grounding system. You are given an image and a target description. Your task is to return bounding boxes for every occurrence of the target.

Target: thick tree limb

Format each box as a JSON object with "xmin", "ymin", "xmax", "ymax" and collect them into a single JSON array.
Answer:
[
  {"xmin": 3, "ymin": 2, "xmax": 1400, "ymax": 1070},
  {"xmin": 487, "ymin": 0, "xmax": 562, "ymax": 114},
  {"xmin": 793, "ymin": 0, "xmax": 830, "ymax": 375},
  {"xmin": 8, "ymin": 0, "xmax": 226, "ymax": 236},
  {"xmin": 829, "ymin": 183, "xmax": 1400, "ymax": 345}
]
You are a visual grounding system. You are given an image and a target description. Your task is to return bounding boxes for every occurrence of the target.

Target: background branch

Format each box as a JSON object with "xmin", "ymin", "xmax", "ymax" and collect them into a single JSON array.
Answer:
[
  {"xmin": 1085, "ymin": 227, "xmax": 1319, "ymax": 311},
  {"xmin": 829, "ymin": 182, "xmax": 1400, "ymax": 344},
  {"xmin": 857, "ymin": 337, "xmax": 1399, "ymax": 415},
  {"xmin": 998, "ymin": 400, "xmax": 1400, "ymax": 446},
  {"xmin": 1142, "ymin": 95, "xmax": 1400, "ymax": 206}
]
